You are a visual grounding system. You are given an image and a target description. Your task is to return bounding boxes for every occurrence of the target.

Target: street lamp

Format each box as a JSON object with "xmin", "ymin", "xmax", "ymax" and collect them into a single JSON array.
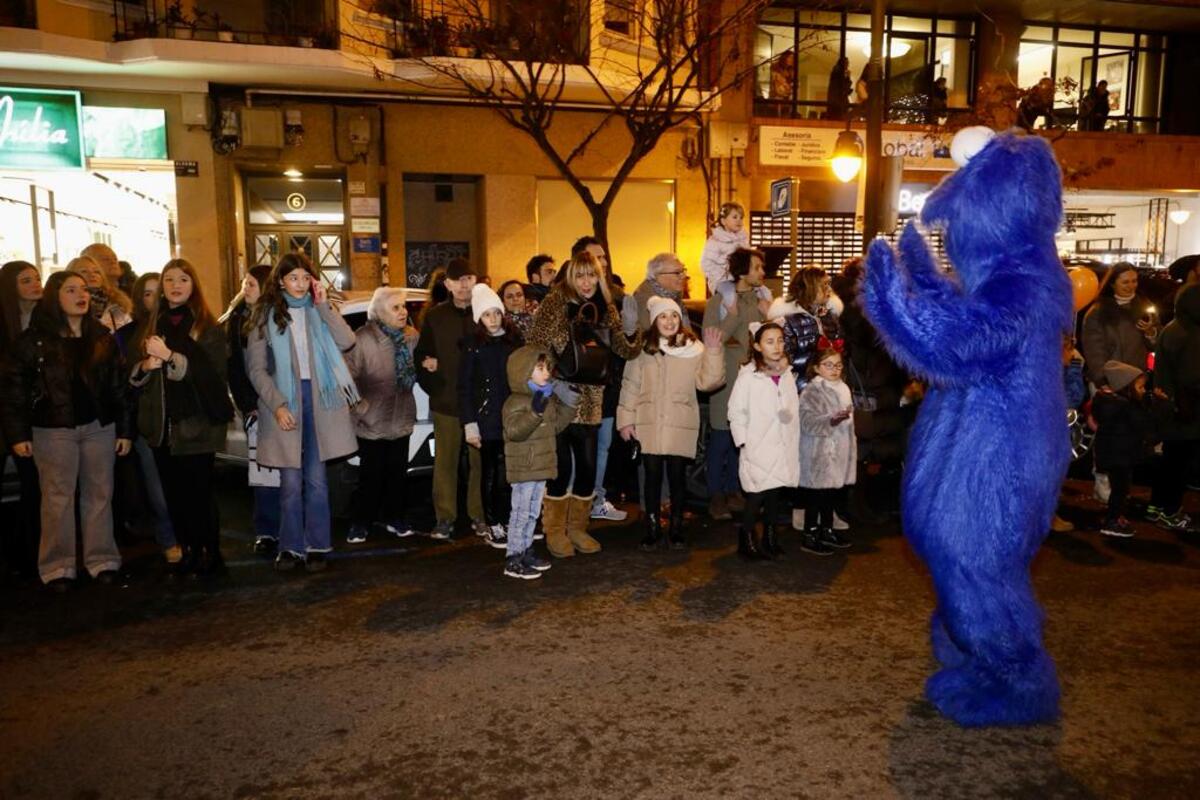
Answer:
[{"xmin": 831, "ymin": 129, "xmax": 864, "ymax": 183}]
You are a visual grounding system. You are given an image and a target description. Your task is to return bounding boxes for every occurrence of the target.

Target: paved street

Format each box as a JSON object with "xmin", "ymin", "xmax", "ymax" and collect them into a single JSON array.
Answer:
[{"xmin": 1, "ymin": 469, "xmax": 1198, "ymax": 799}]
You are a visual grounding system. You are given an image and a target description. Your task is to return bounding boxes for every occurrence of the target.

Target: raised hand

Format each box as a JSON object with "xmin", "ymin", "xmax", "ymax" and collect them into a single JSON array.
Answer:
[{"xmin": 702, "ymin": 326, "xmax": 723, "ymax": 350}]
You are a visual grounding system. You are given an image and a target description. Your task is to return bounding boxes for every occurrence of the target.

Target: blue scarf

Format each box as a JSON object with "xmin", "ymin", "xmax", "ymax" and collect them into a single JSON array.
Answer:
[
  {"xmin": 269, "ymin": 294, "xmax": 361, "ymax": 412},
  {"xmin": 379, "ymin": 322, "xmax": 416, "ymax": 390}
]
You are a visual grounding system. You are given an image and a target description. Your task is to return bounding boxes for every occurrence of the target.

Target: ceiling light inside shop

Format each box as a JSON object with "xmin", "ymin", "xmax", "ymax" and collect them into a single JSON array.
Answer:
[
  {"xmin": 283, "ymin": 168, "xmax": 303, "ymax": 178},
  {"xmin": 1169, "ymin": 209, "xmax": 1191, "ymax": 225}
]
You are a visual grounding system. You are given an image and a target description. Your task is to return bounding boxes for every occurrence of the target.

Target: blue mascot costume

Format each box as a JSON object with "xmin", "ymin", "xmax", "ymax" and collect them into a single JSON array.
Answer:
[{"xmin": 861, "ymin": 128, "xmax": 1072, "ymax": 727}]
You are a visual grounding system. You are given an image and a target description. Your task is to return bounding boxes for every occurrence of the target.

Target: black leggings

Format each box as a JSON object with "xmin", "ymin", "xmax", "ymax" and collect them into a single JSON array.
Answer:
[
  {"xmin": 1107, "ymin": 467, "xmax": 1132, "ymax": 521},
  {"xmin": 742, "ymin": 487, "xmax": 784, "ymax": 531},
  {"xmin": 153, "ymin": 448, "xmax": 219, "ymax": 557},
  {"xmin": 643, "ymin": 453, "xmax": 686, "ymax": 516},
  {"xmin": 804, "ymin": 487, "xmax": 845, "ymax": 531},
  {"xmin": 480, "ymin": 439, "xmax": 510, "ymax": 525},
  {"xmin": 352, "ymin": 435, "xmax": 410, "ymax": 526},
  {"xmin": 547, "ymin": 423, "xmax": 598, "ymax": 497}
]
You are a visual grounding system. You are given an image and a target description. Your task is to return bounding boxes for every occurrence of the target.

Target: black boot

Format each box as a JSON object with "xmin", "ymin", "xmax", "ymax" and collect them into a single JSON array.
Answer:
[
  {"xmin": 737, "ymin": 526, "xmax": 767, "ymax": 560},
  {"xmin": 762, "ymin": 524, "xmax": 785, "ymax": 558},
  {"xmin": 668, "ymin": 508, "xmax": 686, "ymax": 550},
  {"xmin": 800, "ymin": 527, "xmax": 834, "ymax": 556},
  {"xmin": 640, "ymin": 513, "xmax": 663, "ymax": 552}
]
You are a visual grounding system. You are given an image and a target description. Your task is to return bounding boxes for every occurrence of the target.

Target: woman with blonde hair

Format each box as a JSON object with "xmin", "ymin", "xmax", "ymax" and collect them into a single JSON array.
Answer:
[
  {"xmin": 68, "ymin": 255, "xmax": 132, "ymax": 332},
  {"xmin": 526, "ymin": 250, "xmax": 641, "ymax": 558},
  {"xmin": 130, "ymin": 258, "xmax": 232, "ymax": 577}
]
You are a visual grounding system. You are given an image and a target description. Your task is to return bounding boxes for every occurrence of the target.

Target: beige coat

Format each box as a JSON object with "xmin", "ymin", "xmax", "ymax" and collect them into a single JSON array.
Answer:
[
  {"xmin": 245, "ymin": 301, "xmax": 359, "ymax": 469},
  {"xmin": 617, "ymin": 340, "xmax": 725, "ymax": 458},
  {"xmin": 344, "ymin": 321, "xmax": 419, "ymax": 441}
]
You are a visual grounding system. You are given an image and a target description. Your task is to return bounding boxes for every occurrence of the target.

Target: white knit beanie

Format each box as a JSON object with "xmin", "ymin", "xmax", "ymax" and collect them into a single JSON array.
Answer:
[
  {"xmin": 471, "ymin": 283, "xmax": 504, "ymax": 323},
  {"xmin": 646, "ymin": 295, "xmax": 683, "ymax": 326}
]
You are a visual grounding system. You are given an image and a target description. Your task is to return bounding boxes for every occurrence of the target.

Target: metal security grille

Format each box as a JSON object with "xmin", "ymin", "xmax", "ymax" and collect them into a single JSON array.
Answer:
[{"xmin": 749, "ymin": 211, "xmax": 948, "ymax": 273}]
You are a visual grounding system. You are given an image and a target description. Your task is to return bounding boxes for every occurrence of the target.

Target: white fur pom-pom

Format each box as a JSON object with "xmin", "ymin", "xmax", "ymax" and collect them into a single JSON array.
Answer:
[{"xmin": 950, "ymin": 126, "xmax": 997, "ymax": 167}]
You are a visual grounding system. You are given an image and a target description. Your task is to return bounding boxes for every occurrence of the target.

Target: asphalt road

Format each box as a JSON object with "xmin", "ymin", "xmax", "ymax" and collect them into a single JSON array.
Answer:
[{"xmin": 1, "ymin": 469, "xmax": 1198, "ymax": 799}]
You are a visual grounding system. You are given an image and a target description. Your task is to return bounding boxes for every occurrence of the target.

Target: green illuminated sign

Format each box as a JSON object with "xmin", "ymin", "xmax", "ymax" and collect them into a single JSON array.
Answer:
[
  {"xmin": 0, "ymin": 87, "xmax": 84, "ymax": 170},
  {"xmin": 83, "ymin": 106, "xmax": 168, "ymax": 160}
]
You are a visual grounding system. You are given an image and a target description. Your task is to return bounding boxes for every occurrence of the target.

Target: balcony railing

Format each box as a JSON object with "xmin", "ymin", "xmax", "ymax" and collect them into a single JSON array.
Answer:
[
  {"xmin": 353, "ymin": 1, "xmax": 588, "ymax": 64},
  {"xmin": 113, "ymin": 1, "xmax": 339, "ymax": 48}
]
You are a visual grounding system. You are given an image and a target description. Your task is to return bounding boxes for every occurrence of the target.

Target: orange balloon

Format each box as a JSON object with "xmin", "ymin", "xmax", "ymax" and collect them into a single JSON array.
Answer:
[{"xmin": 1069, "ymin": 267, "xmax": 1099, "ymax": 312}]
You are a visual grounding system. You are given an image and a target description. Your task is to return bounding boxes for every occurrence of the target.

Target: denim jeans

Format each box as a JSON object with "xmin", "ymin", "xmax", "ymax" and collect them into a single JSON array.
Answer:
[
  {"xmin": 506, "ymin": 480, "xmax": 546, "ymax": 558},
  {"xmin": 278, "ymin": 381, "xmax": 331, "ymax": 556},
  {"xmin": 706, "ymin": 428, "xmax": 740, "ymax": 495},
  {"xmin": 254, "ymin": 486, "xmax": 281, "ymax": 540},
  {"xmin": 133, "ymin": 435, "xmax": 175, "ymax": 549},
  {"xmin": 592, "ymin": 416, "xmax": 614, "ymax": 505}
]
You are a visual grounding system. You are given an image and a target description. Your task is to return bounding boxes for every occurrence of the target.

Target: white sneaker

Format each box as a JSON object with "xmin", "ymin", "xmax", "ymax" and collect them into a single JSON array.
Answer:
[
  {"xmin": 792, "ymin": 509, "xmax": 805, "ymax": 530},
  {"xmin": 1093, "ymin": 473, "xmax": 1111, "ymax": 504},
  {"xmin": 590, "ymin": 499, "xmax": 628, "ymax": 521},
  {"xmin": 832, "ymin": 511, "xmax": 850, "ymax": 531}
]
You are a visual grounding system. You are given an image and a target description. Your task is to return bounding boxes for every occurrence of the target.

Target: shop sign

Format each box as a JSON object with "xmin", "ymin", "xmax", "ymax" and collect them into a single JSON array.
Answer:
[
  {"xmin": 82, "ymin": 106, "xmax": 168, "ymax": 160},
  {"xmin": 759, "ymin": 125, "xmax": 956, "ymax": 171},
  {"xmin": 351, "ymin": 217, "xmax": 380, "ymax": 234},
  {"xmin": 286, "ymin": 192, "xmax": 307, "ymax": 211},
  {"xmin": 348, "ymin": 180, "xmax": 366, "ymax": 196},
  {"xmin": 174, "ymin": 160, "xmax": 199, "ymax": 177},
  {"xmin": 0, "ymin": 87, "xmax": 84, "ymax": 170},
  {"xmin": 352, "ymin": 235, "xmax": 381, "ymax": 254}
]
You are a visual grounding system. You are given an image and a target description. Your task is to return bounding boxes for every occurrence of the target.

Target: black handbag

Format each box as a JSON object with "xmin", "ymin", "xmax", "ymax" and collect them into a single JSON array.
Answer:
[
  {"xmin": 557, "ymin": 302, "xmax": 611, "ymax": 385},
  {"xmin": 846, "ymin": 359, "xmax": 880, "ymax": 439}
]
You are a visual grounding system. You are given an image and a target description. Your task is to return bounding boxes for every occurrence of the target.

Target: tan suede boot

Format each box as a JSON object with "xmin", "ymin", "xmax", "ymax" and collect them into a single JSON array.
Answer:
[
  {"xmin": 566, "ymin": 494, "xmax": 602, "ymax": 554},
  {"xmin": 542, "ymin": 495, "xmax": 574, "ymax": 558}
]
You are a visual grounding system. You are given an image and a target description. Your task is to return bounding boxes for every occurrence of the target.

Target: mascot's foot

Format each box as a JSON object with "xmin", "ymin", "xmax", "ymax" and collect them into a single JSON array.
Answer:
[
  {"xmin": 931, "ymin": 617, "xmax": 967, "ymax": 669},
  {"xmin": 926, "ymin": 664, "xmax": 1060, "ymax": 728}
]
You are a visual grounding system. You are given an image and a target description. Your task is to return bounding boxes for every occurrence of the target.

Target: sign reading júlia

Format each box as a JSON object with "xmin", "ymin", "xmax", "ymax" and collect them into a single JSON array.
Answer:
[{"xmin": 0, "ymin": 87, "xmax": 84, "ymax": 170}]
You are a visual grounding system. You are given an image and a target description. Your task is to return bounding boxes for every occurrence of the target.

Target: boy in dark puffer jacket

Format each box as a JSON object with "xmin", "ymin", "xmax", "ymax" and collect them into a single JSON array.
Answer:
[{"xmin": 501, "ymin": 346, "xmax": 577, "ymax": 580}]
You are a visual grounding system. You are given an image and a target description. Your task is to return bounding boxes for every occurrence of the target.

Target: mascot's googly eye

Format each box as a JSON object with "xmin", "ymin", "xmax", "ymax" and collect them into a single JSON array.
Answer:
[{"xmin": 950, "ymin": 126, "xmax": 997, "ymax": 167}]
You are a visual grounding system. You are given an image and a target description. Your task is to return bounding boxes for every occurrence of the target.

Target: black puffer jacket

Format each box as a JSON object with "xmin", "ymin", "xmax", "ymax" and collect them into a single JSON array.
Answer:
[
  {"xmin": 458, "ymin": 332, "xmax": 519, "ymax": 441},
  {"xmin": 1, "ymin": 311, "xmax": 133, "ymax": 443}
]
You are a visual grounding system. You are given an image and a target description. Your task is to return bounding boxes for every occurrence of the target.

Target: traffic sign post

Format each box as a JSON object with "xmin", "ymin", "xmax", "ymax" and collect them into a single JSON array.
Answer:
[{"xmin": 770, "ymin": 177, "xmax": 801, "ymax": 278}]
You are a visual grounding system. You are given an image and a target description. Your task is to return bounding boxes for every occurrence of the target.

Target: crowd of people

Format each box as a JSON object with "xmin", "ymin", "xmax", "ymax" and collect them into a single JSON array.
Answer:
[{"xmin": 1, "ymin": 219, "xmax": 1197, "ymax": 588}]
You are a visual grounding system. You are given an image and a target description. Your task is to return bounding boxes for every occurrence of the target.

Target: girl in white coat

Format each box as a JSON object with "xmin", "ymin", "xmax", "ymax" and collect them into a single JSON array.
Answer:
[
  {"xmin": 798, "ymin": 346, "xmax": 857, "ymax": 556},
  {"xmin": 727, "ymin": 322, "xmax": 800, "ymax": 560}
]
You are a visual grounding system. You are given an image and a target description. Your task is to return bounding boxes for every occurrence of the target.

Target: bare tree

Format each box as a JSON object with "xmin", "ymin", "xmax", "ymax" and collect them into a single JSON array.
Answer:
[{"xmin": 348, "ymin": 0, "xmax": 809, "ymax": 261}]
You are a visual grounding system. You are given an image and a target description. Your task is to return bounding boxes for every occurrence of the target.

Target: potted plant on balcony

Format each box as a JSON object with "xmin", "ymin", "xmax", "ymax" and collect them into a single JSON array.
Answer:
[
  {"xmin": 165, "ymin": 0, "xmax": 200, "ymax": 40},
  {"xmin": 451, "ymin": 23, "xmax": 475, "ymax": 58},
  {"xmin": 425, "ymin": 15, "xmax": 451, "ymax": 57}
]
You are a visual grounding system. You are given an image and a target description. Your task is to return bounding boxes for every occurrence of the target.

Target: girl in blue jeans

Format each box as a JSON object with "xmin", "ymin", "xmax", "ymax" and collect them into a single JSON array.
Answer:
[{"xmin": 246, "ymin": 253, "xmax": 360, "ymax": 573}]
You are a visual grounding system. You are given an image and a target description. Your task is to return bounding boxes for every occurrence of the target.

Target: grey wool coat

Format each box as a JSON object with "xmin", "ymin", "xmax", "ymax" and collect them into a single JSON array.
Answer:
[
  {"xmin": 245, "ymin": 301, "xmax": 359, "ymax": 469},
  {"xmin": 344, "ymin": 320, "xmax": 418, "ymax": 441},
  {"xmin": 798, "ymin": 376, "xmax": 857, "ymax": 489}
]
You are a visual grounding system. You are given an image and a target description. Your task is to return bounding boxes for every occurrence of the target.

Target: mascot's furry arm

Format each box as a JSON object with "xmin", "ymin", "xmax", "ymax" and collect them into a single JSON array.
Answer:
[
  {"xmin": 863, "ymin": 226, "xmax": 1030, "ymax": 387},
  {"xmin": 859, "ymin": 128, "xmax": 1073, "ymax": 728}
]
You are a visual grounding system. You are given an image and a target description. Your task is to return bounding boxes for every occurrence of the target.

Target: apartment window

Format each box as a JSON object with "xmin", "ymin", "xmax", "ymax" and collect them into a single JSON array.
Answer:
[
  {"xmin": 755, "ymin": 7, "xmax": 976, "ymax": 123},
  {"xmin": 1016, "ymin": 23, "xmax": 1168, "ymax": 133}
]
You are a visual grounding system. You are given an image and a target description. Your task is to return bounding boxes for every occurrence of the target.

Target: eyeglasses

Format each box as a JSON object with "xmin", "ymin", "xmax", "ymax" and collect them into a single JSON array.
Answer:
[
  {"xmin": 819, "ymin": 361, "xmax": 844, "ymax": 370},
  {"xmin": 658, "ymin": 270, "xmax": 687, "ymax": 278}
]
